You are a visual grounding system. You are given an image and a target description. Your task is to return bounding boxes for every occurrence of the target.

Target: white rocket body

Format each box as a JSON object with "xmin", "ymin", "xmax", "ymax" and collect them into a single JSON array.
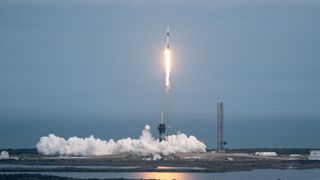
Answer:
[{"xmin": 166, "ymin": 26, "xmax": 170, "ymax": 49}]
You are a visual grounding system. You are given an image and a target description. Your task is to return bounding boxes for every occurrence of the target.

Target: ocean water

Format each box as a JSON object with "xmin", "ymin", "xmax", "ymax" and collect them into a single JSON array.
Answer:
[
  {"xmin": 2, "ymin": 169, "xmax": 320, "ymax": 180},
  {"xmin": 0, "ymin": 113, "xmax": 319, "ymax": 148}
]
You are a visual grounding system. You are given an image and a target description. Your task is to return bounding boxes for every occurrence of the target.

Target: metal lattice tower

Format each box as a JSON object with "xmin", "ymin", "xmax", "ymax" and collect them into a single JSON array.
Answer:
[
  {"xmin": 158, "ymin": 112, "xmax": 167, "ymax": 142},
  {"xmin": 217, "ymin": 102, "xmax": 225, "ymax": 152}
]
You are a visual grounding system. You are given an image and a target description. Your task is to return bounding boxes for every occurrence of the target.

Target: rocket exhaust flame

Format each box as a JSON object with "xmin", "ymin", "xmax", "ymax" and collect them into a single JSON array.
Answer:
[
  {"xmin": 164, "ymin": 48, "xmax": 171, "ymax": 93},
  {"xmin": 164, "ymin": 26, "xmax": 171, "ymax": 93}
]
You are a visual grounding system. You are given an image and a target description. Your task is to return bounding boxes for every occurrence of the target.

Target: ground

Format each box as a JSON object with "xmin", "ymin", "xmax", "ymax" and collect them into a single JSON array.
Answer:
[{"xmin": 0, "ymin": 149, "xmax": 320, "ymax": 172}]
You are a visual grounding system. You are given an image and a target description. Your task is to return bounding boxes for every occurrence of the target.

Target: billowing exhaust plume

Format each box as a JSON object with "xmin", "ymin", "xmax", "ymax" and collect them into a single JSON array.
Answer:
[{"xmin": 36, "ymin": 125, "xmax": 206, "ymax": 156}]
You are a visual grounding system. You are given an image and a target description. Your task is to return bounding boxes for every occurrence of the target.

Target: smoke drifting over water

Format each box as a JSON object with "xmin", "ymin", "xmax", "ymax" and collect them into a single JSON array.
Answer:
[{"xmin": 36, "ymin": 125, "xmax": 206, "ymax": 156}]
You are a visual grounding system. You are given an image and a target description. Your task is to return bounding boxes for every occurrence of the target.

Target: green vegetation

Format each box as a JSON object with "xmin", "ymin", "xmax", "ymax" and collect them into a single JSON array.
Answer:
[
  {"xmin": 0, "ymin": 173, "xmax": 155, "ymax": 180},
  {"xmin": 225, "ymin": 148, "xmax": 314, "ymax": 155}
]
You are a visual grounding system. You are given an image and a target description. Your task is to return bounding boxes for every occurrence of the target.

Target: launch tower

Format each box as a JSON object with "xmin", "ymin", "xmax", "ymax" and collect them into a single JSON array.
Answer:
[
  {"xmin": 158, "ymin": 112, "xmax": 167, "ymax": 142},
  {"xmin": 217, "ymin": 102, "xmax": 226, "ymax": 152}
]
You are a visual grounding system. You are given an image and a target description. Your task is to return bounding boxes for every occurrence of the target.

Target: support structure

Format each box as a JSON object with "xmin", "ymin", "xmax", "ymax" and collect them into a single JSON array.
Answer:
[
  {"xmin": 158, "ymin": 112, "xmax": 167, "ymax": 142},
  {"xmin": 217, "ymin": 102, "xmax": 226, "ymax": 152}
]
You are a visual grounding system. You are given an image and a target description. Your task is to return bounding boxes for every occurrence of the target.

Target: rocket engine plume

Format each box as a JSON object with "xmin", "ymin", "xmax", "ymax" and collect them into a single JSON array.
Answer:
[
  {"xmin": 164, "ymin": 48, "xmax": 171, "ymax": 92},
  {"xmin": 164, "ymin": 26, "xmax": 171, "ymax": 93}
]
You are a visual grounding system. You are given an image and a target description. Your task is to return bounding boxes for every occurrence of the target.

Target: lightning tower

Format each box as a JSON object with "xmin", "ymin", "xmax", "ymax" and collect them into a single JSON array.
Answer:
[{"xmin": 217, "ymin": 102, "xmax": 226, "ymax": 152}]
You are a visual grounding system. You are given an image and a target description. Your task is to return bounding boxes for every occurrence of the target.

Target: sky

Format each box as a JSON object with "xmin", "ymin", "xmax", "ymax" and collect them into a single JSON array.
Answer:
[{"xmin": 0, "ymin": 0, "xmax": 320, "ymax": 136}]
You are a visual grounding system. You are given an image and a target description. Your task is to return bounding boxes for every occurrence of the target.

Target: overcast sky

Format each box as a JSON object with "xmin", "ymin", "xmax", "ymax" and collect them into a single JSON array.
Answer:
[{"xmin": 1, "ymin": 0, "xmax": 320, "ymax": 120}]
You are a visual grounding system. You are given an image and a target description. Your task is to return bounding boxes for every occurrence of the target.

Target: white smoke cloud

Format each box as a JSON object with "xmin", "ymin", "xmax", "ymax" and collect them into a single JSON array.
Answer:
[{"xmin": 36, "ymin": 125, "xmax": 206, "ymax": 156}]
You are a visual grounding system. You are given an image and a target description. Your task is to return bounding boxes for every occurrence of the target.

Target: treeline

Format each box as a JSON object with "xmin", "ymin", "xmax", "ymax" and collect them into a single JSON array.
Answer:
[
  {"xmin": 0, "ymin": 173, "xmax": 155, "ymax": 180},
  {"xmin": 0, "ymin": 148, "xmax": 38, "ymax": 155},
  {"xmin": 0, "ymin": 173, "xmax": 71, "ymax": 180},
  {"xmin": 226, "ymin": 148, "xmax": 313, "ymax": 155},
  {"xmin": 206, "ymin": 148, "xmax": 314, "ymax": 155}
]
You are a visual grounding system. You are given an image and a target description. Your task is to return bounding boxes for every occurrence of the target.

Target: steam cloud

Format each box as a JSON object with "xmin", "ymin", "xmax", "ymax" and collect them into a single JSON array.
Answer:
[{"xmin": 36, "ymin": 125, "xmax": 206, "ymax": 156}]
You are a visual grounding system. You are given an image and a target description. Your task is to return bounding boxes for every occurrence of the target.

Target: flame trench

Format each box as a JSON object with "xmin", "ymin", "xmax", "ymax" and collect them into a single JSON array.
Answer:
[{"xmin": 164, "ymin": 48, "xmax": 171, "ymax": 93}]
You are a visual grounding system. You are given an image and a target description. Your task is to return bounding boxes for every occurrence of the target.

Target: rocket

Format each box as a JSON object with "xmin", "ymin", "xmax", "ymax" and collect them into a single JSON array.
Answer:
[{"xmin": 166, "ymin": 26, "xmax": 170, "ymax": 50}]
